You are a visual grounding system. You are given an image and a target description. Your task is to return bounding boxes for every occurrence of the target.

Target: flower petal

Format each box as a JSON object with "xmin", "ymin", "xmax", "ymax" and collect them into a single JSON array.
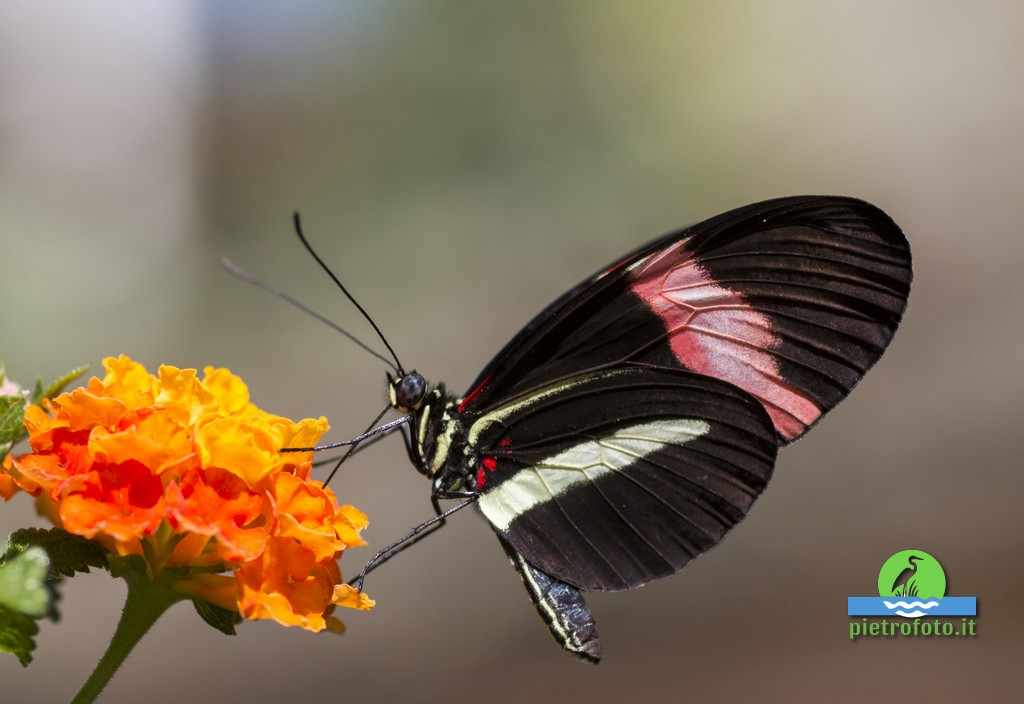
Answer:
[
  {"xmin": 22, "ymin": 403, "xmax": 70, "ymax": 452},
  {"xmin": 60, "ymin": 493, "xmax": 163, "ymax": 543},
  {"xmin": 333, "ymin": 583, "xmax": 375, "ymax": 611},
  {"xmin": 100, "ymin": 355, "xmax": 156, "ymax": 410},
  {"xmin": 334, "ymin": 504, "xmax": 369, "ymax": 548},
  {"xmin": 272, "ymin": 474, "xmax": 346, "ymax": 561},
  {"xmin": 89, "ymin": 410, "xmax": 192, "ymax": 474},
  {"xmin": 53, "ymin": 388, "xmax": 128, "ymax": 432},
  {"xmin": 236, "ymin": 538, "xmax": 342, "ymax": 632},
  {"xmin": 174, "ymin": 573, "xmax": 240, "ymax": 612},
  {"xmin": 196, "ymin": 416, "xmax": 281, "ymax": 486},
  {"xmin": 8, "ymin": 452, "xmax": 66, "ymax": 494},
  {"xmin": 201, "ymin": 367, "xmax": 250, "ymax": 415},
  {"xmin": 166, "ymin": 469, "xmax": 269, "ymax": 563},
  {"xmin": 0, "ymin": 466, "xmax": 19, "ymax": 501}
]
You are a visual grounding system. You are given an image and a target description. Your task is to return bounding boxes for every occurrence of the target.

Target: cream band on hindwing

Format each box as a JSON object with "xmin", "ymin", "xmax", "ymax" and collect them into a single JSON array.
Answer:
[
  {"xmin": 466, "ymin": 368, "xmax": 634, "ymax": 447},
  {"xmin": 478, "ymin": 418, "xmax": 711, "ymax": 531}
]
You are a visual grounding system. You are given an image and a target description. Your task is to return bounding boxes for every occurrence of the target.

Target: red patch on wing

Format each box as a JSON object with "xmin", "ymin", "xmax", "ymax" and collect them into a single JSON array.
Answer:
[
  {"xmin": 629, "ymin": 242, "xmax": 820, "ymax": 440},
  {"xmin": 458, "ymin": 374, "xmax": 493, "ymax": 413},
  {"xmin": 475, "ymin": 456, "xmax": 498, "ymax": 490}
]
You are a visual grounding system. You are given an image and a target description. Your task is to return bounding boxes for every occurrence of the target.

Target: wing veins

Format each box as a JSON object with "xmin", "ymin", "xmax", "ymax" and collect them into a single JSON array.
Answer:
[{"xmin": 527, "ymin": 464, "xmax": 629, "ymax": 587}]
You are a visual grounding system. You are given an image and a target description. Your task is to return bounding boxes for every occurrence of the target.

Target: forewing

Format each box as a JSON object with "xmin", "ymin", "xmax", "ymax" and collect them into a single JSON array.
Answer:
[
  {"xmin": 460, "ymin": 196, "xmax": 912, "ymax": 442},
  {"xmin": 472, "ymin": 366, "xmax": 778, "ymax": 591}
]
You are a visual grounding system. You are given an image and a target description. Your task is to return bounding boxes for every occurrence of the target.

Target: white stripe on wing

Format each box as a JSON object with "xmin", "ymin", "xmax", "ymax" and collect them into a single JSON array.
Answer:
[{"xmin": 478, "ymin": 418, "xmax": 710, "ymax": 531}]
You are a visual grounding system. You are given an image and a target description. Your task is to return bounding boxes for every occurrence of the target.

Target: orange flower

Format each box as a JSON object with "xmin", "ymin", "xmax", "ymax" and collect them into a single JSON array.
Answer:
[
  {"xmin": 166, "ymin": 468, "xmax": 269, "ymax": 563},
  {"xmin": 235, "ymin": 537, "xmax": 374, "ymax": 632},
  {"xmin": 0, "ymin": 355, "xmax": 371, "ymax": 632},
  {"xmin": 272, "ymin": 473, "xmax": 349, "ymax": 561},
  {"xmin": 0, "ymin": 456, "xmax": 19, "ymax": 500}
]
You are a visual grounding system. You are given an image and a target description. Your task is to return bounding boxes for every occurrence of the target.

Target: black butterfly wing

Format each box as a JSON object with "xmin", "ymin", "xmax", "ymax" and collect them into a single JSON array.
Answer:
[
  {"xmin": 459, "ymin": 195, "xmax": 912, "ymax": 442},
  {"xmin": 469, "ymin": 365, "xmax": 778, "ymax": 591}
]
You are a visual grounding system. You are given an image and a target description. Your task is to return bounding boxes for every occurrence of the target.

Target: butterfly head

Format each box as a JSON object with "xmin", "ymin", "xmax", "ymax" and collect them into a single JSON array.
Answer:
[{"xmin": 388, "ymin": 370, "xmax": 428, "ymax": 411}]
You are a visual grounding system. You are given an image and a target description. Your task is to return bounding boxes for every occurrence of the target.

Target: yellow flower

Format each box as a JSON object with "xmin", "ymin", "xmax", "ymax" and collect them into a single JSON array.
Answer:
[{"xmin": 1, "ymin": 355, "xmax": 371, "ymax": 632}]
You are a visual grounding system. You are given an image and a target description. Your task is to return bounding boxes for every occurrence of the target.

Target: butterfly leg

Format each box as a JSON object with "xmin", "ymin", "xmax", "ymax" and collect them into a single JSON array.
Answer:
[
  {"xmin": 347, "ymin": 497, "xmax": 476, "ymax": 591},
  {"xmin": 422, "ymin": 482, "xmax": 476, "ymax": 545},
  {"xmin": 399, "ymin": 418, "xmax": 419, "ymax": 469},
  {"xmin": 498, "ymin": 536, "xmax": 601, "ymax": 664}
]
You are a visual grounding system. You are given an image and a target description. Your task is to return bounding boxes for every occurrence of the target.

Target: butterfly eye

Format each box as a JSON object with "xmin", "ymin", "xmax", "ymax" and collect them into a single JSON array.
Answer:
[{"xmin": 394, "ymin": 372, "xmax": 427, "ymax": 409}]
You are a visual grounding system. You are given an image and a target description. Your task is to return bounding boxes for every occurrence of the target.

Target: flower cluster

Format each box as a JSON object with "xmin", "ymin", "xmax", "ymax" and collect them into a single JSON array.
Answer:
[{"xmin": 1, "ymin": 355, "xmax": 373, "ymax": 631}]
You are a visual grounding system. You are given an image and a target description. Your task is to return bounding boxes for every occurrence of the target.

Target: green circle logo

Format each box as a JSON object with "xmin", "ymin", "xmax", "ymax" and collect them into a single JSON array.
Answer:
[{"xmin": 877, "ymin": 549, "xmax": 946, "ymax": 598}]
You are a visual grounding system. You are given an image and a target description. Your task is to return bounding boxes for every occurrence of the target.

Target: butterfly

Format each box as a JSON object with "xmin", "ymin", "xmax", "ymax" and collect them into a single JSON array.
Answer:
[{"xmin": 227, "ymin": 195, "xmax": 912, "ymax": 662}]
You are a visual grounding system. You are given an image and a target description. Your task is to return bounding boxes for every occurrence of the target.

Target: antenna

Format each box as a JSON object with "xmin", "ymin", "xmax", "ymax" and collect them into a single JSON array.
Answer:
[
  {"xmin": 220, "ymin": 257, "xmax": 398, "ymax": 371},
  {"xmin": 292, "ymin": 212, "xmax": 405, "ymax": 374}
]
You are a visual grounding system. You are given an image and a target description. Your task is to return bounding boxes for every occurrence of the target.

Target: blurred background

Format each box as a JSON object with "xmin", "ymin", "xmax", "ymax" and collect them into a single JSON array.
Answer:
[{"xmin": 1, "ymin": 1, "xmax": 1021, "ymax": 702}]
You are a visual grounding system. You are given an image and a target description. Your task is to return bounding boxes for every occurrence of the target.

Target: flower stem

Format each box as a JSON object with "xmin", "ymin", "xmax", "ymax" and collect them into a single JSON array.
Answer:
[{"xmin": 71, "ymin": 571, "xmax": 183, "ymax": 704}]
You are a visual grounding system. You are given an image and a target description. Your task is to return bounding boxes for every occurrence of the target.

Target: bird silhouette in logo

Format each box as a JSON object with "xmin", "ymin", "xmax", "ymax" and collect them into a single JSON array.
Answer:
[{"xmin": 890, "ymin": 554, "xmax": 922, "ymax": 596}]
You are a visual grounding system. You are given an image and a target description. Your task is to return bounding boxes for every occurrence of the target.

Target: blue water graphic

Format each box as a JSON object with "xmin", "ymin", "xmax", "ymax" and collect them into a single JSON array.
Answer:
[{"xmin": 847, "ymin": 596, "xmax": 976, "ymax": 617}]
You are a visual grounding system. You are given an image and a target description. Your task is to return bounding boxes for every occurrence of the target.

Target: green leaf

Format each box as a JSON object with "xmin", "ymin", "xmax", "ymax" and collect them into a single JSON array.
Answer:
[
  {"xmin": 3, "ymin": 528, "xmax": 108, "ymax": 580},
  {"xmin": 107, "ymin": 554, "xmax": 148, "ymax": 580},
  {"xmin": 0, "ymin": 544, "xmax": 53, "ymax": 666},
  {"xmin": 0, "ymin": 548, "xmax": 50, "ymax": 618},
  {"xmin": 0, "ymin": 603, "xmax": 39, "ymax": 666},
  {"xmin": 0, "ymin": 395, "xmax": 27, "ymax": 447},
  {"xmin": 192, "ymin": 599, "xmax": 241, "ymax": 636},
  {"xmin": 30, "ymin": 379, "xmax": 44, "ymax": 405},
  {"xmin": 42, "ymin": 365, "xmax": 89, "ymax": 401}
]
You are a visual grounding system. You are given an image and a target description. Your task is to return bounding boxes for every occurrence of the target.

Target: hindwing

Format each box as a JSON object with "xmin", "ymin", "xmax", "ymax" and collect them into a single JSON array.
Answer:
[{"xmin": 469, "ymin": 366, "xmax": 778, "ymax": 591}]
